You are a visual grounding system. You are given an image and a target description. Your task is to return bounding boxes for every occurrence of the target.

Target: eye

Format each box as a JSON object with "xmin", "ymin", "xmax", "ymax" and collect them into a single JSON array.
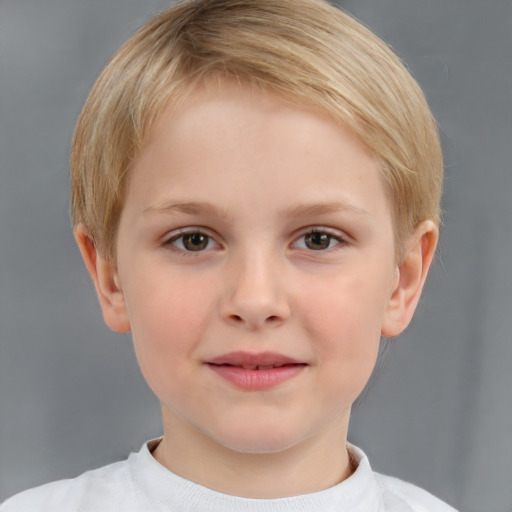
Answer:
[
  {"xmin": 294, "ymin": 230, "xmax": 343, "ymax": 251},
  {"xmin": 167, "ymin": 231, "xmax": 218, "ymax": 252}
]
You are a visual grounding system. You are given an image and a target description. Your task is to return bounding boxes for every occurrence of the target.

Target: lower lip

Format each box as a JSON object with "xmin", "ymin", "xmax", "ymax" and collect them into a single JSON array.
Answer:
[{"xmin": 207, "ymin": 364, "xmax": 306, "ymax": 391}]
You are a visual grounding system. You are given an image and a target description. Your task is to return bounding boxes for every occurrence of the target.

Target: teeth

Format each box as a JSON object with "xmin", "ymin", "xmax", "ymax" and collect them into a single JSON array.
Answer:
[
  {"xmin": 239, "ymin": 364, "xmax": 276, "ymax": 370},
  {"xmin": 235, "ymin": 364, "xmax": 295, "ymax": 370}
]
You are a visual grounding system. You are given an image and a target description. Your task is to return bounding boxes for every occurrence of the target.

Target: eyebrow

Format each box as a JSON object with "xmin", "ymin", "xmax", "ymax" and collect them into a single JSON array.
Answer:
[
  {"xmin": 143, "ymin": 200, "xmax": 370, "ymax": 219},
  {"xmin": 143, "ymin": 201, "xmax": 230, "ymax": 218},
  {"xmin": 285, "ymin": 201, "xmax": 371, "ymax": 218}
]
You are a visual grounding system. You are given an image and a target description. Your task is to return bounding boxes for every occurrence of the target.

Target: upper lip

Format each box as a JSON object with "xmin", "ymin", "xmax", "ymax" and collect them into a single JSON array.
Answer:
[{"xmin": 206, "ymin": 351, "xmax": 306, "ymax": 368}]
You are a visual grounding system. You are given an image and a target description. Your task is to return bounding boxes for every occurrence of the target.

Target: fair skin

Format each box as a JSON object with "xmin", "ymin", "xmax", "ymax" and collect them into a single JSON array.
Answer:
[{"xmin": 75, "ymin": 82, "xmax": 438, "ymax": 499}]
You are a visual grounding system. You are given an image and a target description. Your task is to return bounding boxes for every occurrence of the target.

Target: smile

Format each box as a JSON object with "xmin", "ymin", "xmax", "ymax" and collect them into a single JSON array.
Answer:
[
  {"xmin": 205, "ymin": 351, "xmax": 308, "ymax": 391},
  {"xmin": 221, "ymin": 364, "xmax": 293, "ymax": 370}
]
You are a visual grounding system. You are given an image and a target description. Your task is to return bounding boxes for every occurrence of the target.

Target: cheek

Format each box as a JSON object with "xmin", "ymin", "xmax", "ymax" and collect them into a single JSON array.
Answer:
[
  {"xmin": 123, "ymin": 271, "xmax": 217, "ymax": 391},
  {"xmin": 300, "ymin": 272, "xmax": 389, "ymax": 394}
]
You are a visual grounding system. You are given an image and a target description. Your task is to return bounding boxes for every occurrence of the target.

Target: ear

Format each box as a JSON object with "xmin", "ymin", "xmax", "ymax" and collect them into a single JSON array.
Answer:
[
  {"xmin": 381, "ymin": 220, "xmax": 439, "ymax": 338},
  {"xmin": 74, "ymin": 225, "xmax": 131, "ymax": 333}
]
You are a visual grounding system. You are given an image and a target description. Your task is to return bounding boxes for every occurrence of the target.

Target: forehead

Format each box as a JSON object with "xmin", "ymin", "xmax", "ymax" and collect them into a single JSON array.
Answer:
[
  {"xmin": 145, "ymin": 77, "xmax": 372, "ymax": 158},
  {"xmin": 124, "ymin": 81, "xmax": 390, "ymax": 225}
]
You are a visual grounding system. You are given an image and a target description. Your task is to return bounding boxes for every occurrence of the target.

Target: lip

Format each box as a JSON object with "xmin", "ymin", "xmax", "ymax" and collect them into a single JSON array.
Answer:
[{"xmin": 205, "ymin": 351, "xmax": 308, "ymax": 391}]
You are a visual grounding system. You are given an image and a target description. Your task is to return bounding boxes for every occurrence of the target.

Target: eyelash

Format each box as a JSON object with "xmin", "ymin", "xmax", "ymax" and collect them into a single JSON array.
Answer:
[
  {"xmin": 164, "ymin": 227, "xmax": 347, "ymax": 254},
  {"xmin": 293, "ymin": 227, "xmax": 346, "ymax": 251},
  {"xmin": 164, "ymin": 228, "xmax": 220, "ymax": 254}
]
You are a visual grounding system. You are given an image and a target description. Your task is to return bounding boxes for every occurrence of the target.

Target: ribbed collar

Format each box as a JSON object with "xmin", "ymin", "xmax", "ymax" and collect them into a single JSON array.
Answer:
[{"xmin": 128, "ymin": 438, "xmax": 383, "ymax": 512}]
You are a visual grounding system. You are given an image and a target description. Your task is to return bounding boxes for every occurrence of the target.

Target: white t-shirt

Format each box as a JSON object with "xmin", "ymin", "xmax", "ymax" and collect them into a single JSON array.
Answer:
[{"xmin": 0, "ymin": 439, "xmax": 457, "ymax": 512}]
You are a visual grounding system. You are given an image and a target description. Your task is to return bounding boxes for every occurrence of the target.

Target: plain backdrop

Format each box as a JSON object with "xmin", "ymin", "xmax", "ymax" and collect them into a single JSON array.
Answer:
[{"xmin": 0, "ymin": 1, "xmax": 511, "ymax": 511}]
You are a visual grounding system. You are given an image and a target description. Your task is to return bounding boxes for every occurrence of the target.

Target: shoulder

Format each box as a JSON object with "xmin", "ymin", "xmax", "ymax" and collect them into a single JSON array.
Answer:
[
  {"xmin": 0, "ymin": 459, "xmax": 133, "ymax": 512},
  {"xmin": 374, "ymin": 472, "xmax": 459, "ymax": 512}
]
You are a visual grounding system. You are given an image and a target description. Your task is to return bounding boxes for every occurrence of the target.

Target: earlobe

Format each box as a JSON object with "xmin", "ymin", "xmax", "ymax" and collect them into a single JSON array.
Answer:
[
  {"xmin": 74, "ymin": 225, "xmax": 131, "ymax": 333},
  {"xmin": 381, "ymin": 220, "xmax": 439, "ymax": 338}
]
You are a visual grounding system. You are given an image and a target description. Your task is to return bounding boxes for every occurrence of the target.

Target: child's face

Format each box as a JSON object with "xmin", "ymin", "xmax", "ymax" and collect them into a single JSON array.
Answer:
[{"xmin": 111, "ymin": 83, "xmax": 404, "ymax": 455}]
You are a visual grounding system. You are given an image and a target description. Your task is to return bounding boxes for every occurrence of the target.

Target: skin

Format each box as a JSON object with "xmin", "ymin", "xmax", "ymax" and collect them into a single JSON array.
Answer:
[{"xmin": 76, "ymin": 82, "xmax": 438, "ymax": 499}]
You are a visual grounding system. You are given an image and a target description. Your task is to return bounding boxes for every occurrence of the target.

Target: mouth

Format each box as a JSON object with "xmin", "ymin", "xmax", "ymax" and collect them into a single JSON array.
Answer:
[
  {"xmin": 210, "ymin": 363, "xmax": 303, "ymax": 370},
  {"xmin": 206, "ymin": 351, "xmax": 306, "ymax": 368},
  {"xmin": 205, "ymin": 351, "xmax": 308, "ymax": 390}
]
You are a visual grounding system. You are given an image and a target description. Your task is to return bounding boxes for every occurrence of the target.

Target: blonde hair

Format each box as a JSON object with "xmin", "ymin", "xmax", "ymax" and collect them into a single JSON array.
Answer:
[{"xmin": 70, "ymin": 0, "xmax": 442, "ymax": 264}]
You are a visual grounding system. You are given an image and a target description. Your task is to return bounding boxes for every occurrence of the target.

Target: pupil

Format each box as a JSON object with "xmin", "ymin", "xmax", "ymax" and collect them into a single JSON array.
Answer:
[
  {"xmin": 184, "ymin": 233, "xmax": 208, "ymax": 251},
  {"xmin": 306, "ymin": 232, "xmax": 330, "ymax": 250}
]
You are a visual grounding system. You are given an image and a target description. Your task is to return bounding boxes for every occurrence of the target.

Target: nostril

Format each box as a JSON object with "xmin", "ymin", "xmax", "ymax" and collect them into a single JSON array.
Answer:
[
  {"xmin": 224, "ymin": 306, "xmax": 288, "ymax": 328},
  {"xmin": 227, "ymin": 313, "xmax": 282, "ymax": 327}
]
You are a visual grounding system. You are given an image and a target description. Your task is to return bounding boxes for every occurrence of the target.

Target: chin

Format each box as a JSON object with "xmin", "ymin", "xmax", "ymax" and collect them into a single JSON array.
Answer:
[{"xmin": 212, "ymin": 421, "xmax": 307, "ymax": 455}]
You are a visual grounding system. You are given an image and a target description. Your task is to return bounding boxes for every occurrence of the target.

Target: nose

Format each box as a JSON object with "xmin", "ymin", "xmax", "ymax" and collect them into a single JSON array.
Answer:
[{"xmin": 220, "ymin": 249, "xmax": 291, "ymax": 330}]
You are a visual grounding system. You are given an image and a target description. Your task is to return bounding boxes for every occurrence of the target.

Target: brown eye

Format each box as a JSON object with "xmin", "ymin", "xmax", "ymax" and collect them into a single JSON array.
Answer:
[
  {"xmin": 296, "ymin": 231, "xmax": 342, "ymax": 251},
  {"xmin": 169, "ymin": 232, "xmax": 215, "ymax": 252},
  {"xmin": 304, "ymin": 232, "xmax": 332, "ymax": 250},
  {"xmin": 181, "ymin": 233, "xmax": 210, "ymax": 251}
]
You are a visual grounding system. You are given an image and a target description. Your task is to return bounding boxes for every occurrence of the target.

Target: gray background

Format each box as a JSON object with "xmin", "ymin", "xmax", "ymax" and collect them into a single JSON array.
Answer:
[{"xmin": 0, "ymin": 1, "xmax": 511, "ymax": 510}]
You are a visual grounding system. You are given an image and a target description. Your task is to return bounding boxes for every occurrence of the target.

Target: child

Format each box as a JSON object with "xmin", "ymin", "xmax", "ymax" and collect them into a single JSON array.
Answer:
[{"xmin": 1, "ymin": 0, "xmax": 458, "ymax": 510}]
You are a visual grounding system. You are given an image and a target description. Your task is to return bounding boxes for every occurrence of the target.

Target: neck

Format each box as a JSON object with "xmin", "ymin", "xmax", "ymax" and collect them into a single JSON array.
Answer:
[{"xmin": 152, "ymin": 413, "xmax": 353, "ymax": 499}]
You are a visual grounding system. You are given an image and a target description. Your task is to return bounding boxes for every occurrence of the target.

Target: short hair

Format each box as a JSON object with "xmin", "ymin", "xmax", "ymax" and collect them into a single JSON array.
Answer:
[{"xmin": 70, "ymin": 0, "xmax": 443, "ymax": 264}]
